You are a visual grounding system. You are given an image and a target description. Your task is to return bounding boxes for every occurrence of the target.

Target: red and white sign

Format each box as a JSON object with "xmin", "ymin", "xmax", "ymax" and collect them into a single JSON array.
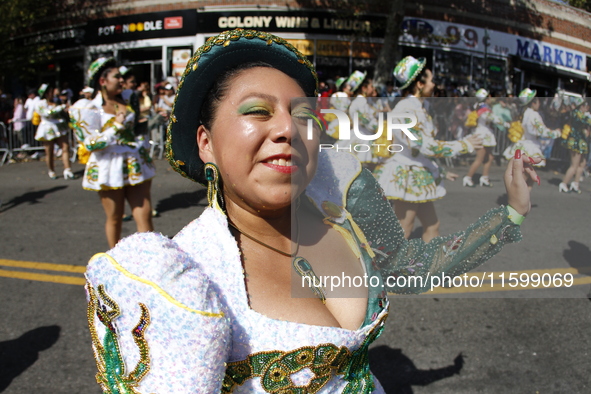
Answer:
[{"xmin": 165, "ymin": 17, "xmax": 183, "ymax": 30}]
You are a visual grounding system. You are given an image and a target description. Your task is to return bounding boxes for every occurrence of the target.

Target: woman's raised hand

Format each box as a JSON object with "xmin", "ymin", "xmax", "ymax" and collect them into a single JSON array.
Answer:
[{"xmin": 504, "ymin": 149, "xmax": 541, "ymax": 216}]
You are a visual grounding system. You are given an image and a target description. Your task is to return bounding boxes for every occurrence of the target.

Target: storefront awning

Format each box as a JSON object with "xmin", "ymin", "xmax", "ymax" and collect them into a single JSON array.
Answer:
[{"xmin": 522, "ymin": 58, "xmax": 591, "ymax": 82}]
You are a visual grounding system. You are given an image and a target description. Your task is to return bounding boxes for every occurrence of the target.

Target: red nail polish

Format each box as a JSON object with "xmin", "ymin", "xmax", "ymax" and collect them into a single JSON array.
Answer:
[
  {"xmin": 536, "ymin": 176, "xmax": 541, "ymax": 186},
  {"xmin": 514, "ymin": 149, "xmax": 521, "ymax": 159},
  {"xmin": 529, "ymin": 157, "xmax": 535, "ymax": 164}
]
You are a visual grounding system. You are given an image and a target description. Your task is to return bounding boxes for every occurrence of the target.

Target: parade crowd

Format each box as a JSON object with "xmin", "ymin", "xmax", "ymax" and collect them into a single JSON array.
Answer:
[
  {"xmin": 1, "ymin": 55, "xmax": 590, "ymax": 247},
  {"xmin": 0, "ymin": 29, "xmax": 584, "ymax": 393}
]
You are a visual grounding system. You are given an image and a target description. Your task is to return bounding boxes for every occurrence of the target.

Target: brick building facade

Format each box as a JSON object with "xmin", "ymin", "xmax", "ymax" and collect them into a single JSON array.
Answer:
[{"xmin": 14, "ymin": 0, "xmax": 591, "ymax": 97}]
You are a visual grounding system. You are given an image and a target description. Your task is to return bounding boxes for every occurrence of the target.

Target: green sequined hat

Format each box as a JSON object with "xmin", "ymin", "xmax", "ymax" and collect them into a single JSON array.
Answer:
[
  {"xmin": 37, "ymin": 83, "xmax": 48, "ymax": 97},
  {"xmin": 88, "ymin": 57, "xmax": 117, "ymax": 88},
  {"xmin": 393, "ymin": 56, "xmax": 427, "ymax": 90},
  {"xmin": 119, "ymin": 65, "xmax": 131, "ymax": 76},
  {"xmin": 518, "ymin": 87, "xmax": 537, "ymax": 106},
  {"xmin": 166, "ymin": 29, "xmax": 318, "ymax": 185},
  {"xmin": 346, "ymin": 70, "xmax": 367, "ymax": 92},
  {"xmin": 475, "ymin": 88, "xmax": 489, "ymax": 101}
]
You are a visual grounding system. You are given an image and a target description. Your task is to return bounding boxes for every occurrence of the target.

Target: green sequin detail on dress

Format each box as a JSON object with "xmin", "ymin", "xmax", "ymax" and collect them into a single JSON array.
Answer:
[
  {"xmin": 86, "ymin": 283, "xmax": 151, "ymax": 394},
  {"xmin": 222, "ymin": 314, "xmax": 387, "ymax": 393}
]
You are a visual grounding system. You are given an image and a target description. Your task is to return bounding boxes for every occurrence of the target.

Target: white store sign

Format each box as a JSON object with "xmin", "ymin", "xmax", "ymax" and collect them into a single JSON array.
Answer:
[{"xmin": 401, "ymin": 18, "xmax": 587, "ymax": 72}]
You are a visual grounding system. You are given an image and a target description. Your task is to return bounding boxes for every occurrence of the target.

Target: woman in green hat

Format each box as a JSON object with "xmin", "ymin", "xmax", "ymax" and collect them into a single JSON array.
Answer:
[
  {"xmin": 462, "ymin": 88, "xmax": 510, "ymax": 188},
  {"xmin": 70, "ymin": 57, "xmax": 156, "ymax": 248},
  {"xmin": 502, "ymin": 88, "xmax": 561, "ymax": 171},
  {"xmin": 341, "ymin": 70, "xmax": 390, "ymax": 167},
  {"xmin": 374, "ymin": 56, "xmax": 483, "ymax": 242},
  {"xmin": 558, "ymin": 95, "xmax": 591, "ymax": 193},
  {"xmin": 84, "ymin": 30, "xmax": 539, "ymax": 393},
  {"xmin": 33, "ymin": 84, "xmax": 74, "ymax": 179}
]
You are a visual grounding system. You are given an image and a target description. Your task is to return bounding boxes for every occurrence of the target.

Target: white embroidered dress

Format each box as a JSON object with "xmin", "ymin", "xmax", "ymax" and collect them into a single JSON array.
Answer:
[
  {"xmin": 503, "ymin": 107, "xmax": 560, "ymax": 166},
  {"xmin": 34, "ymin": 99, "xmax": 69, "ymax": 142},
  {"xmin": 85, "ymin": 150, "xmax": 523, "ymax": 393},
  {"xmin": 69, "ymin": 95, "xmax": 156, "ymax": 191},
  {"xmin": 471, "ymin": 103, "xmax": 507, "ymax": 147},
  {"xmin": 374, "ymin": 96, "xmax": 472, "ymax": 202},
  {"xmin": 335, "ymin": 96, "xmax": 388, "ymax": 164}
]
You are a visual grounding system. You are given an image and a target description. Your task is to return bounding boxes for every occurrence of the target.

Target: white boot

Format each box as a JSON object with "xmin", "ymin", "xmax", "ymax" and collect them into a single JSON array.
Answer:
[
  {"xmin": 479, "ymin": 175, "xmax": 492, "ymax": 187},
  {"xmin": 63, "ymin": 168, "xmax": 74, "ymax": 180},
  {"xmin": 463, "ymin": 176, "xmax": 474, "ymax": 187},
  {"xmin": 558, "ymin": 182, "xmax": 569, "ymax": 193},
  {"xmin": 570, "ymin": 182, "xmax": 581, "ymax": 194}
]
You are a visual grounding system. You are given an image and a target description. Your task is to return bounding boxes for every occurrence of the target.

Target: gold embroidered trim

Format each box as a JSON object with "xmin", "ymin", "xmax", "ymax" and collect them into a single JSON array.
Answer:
[
  {"xmin": 222, "ymin": 313, "xmax": 387, "ymax": 393},
  {"xmin": 89, "ymin": 253, "xmax": 224, "ymax": 318},
  {"xmin": 86, "ymin": 282, "xmax": 151, "ymax": 393}
]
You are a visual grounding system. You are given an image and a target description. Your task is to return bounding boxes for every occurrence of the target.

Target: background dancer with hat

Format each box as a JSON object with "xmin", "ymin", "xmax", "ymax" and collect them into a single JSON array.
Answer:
[
  {"xmin": 558, "ymin": 96, "xmax": 591, "ymax": 193},
  {"xmin": 70, "ymin": 57, "xmax": 156, "ymax": 248},
  {"xmin": 374, "ymin": 56, "xmax": 482, "ymax": 241},
  {"xmin": 503, "ymin": 88, "xmax": 561, "ymax": 176},
  {"xmin": 463, "ymin": 88, "xmax": 510, "ymax": 187},
  {"xmin": 344, "ymin": 70, "xmax": 388, "ymax": 168},
  {"xmin": 324, "ymin": 76, "xmax": 352, "ymax": 141},
  {"xmin": 33, "ymin": 84, "xmax": 74, "ymax": 180}
]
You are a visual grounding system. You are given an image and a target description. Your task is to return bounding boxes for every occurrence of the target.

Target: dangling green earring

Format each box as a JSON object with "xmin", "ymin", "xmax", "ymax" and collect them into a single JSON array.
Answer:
[{"xmin": 204, "ymin": 163, "xmax": 224, "ymax": 213}]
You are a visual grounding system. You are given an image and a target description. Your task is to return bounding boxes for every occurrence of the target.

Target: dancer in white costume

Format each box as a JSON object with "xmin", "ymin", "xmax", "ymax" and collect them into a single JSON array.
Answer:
[
  {"xmin": 374, "ymin": 56, "xmax": 482, "ymax": 241},
  {"xmin": 558, "ymin": 96, "xmax": 591, "ymax": 193},
  {"xmin": 503, "ymin": 88, "xmax": 560, "ymax": 170},
  {"xmin": 335, "ymin": 71, "xmax": 388, "ymax": 167},
  {"xmin": 463, "ymin": 88, "xmax": 510, "ymax": 187},
  {"xmin": 324, "ymin": 77, "xmax": 352, "ymax": 141},
  {"xmin": 70, "ymin": 57, "xmax": 156, "ymax": 247},
  {"xmin": 34, "ymin": 84, "xmax": 74, "ymax": 180}
]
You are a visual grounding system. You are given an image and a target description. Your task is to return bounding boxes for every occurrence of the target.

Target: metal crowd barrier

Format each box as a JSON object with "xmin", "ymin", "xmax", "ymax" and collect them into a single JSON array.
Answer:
[
  {"xmin": 149, "ymin": 123, "xmax": 166, "ymax": 160},
  {"xmin": 0, "ymin": 122, "xmax": 9, "ymax": 165},
  {"xmin": 0, "ymin": 119, "xmax": 77, "ymax": 166}
]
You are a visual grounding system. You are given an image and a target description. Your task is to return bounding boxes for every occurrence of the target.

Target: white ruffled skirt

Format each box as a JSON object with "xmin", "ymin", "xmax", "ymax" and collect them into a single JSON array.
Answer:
[
  {"xmin": 34, "ymin": 120, "xmax": 69, "ymax": 142},
  {"xmin": 374, "ymin": 157, "xmax": 446, "ymax": 203},
  {"xmin": 472, "ymin": 125, "xmax": 497, "ymax": 147},
  {"xmin": 82, "ymin": 140, "xmax": 156, "ymax": 191}
]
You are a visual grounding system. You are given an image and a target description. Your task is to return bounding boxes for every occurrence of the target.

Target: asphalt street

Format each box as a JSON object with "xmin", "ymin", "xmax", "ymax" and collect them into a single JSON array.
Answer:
[{"xmin": 0, "ymin": 157, "xmax": 590, "ymax": 393}]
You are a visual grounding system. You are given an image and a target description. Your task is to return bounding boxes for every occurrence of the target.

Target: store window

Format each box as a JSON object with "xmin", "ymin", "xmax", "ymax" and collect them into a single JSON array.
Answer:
[
  {"xmin": 352, "ymin": 41, "xmax": 381, "ymax": 72},
  {"xmin": 168, "ymin": 46, "xmax": 193, "ymax": 78},
  {"xmin": 433, "ymin": 49, "xmax": 506, "ymax": 94},
  {"xmin": 315, "ymin": 40, "xmax": 350, "ymax": 81}
]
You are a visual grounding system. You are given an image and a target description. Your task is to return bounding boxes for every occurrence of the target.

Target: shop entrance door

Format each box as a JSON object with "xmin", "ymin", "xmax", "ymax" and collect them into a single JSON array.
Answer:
[{"xmin": 125, "ymin": 60, "xmax": 163, "ymax": 95}]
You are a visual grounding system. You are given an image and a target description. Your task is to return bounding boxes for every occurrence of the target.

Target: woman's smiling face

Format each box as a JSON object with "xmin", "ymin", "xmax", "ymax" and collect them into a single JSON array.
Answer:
[
  {"xmin": 197, "ymin": 67, "xmax": 319, "ymax": 214},
  {"xmin": 100, "ymin": 68, "xmax": 124, "ymax": 95}
]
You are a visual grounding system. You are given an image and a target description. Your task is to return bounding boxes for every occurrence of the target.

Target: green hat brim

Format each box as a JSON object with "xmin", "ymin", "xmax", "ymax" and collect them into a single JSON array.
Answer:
[
  {"xmin": 397, "ymin": 57, "xmax": 427, "ymax": 90},
  {"xmin": 38, "ymin": 84, "xmax": 48, "ymax": 97},
  {"xmin": 166, "ymin": 29, "xmax": 318, "ymax": 185},
  {"xmin": 520, "ymin": 89, "xmax": 537, "ymax": 106},
  {"xmin": 347, "ymin": 71, "xmax": 367, "ymax": 93},
  {"xmin": 89, "ymin": 58, "xmax": 117, "ymax": 89}
]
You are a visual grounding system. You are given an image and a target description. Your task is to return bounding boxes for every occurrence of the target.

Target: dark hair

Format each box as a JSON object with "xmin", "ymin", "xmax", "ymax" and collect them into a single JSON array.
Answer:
[
  {"xmin": 354, "ymin": 77, "xmax": 373, "ymax": 94},
  {"xmin": 42, "ymin": 86, "xmax": 53, "ymax": 100},
  {"xmin": 200, "ymin": 61, "xmax": 307, "ymax": 130},
  {"xmin": 91, "ymin": 66, "xmax": 119, "ymax": 99},
  {"xmin": 528, "ymin": 97, "xmax": 540, "ymax": 108},
  {"xmin": 402, "ymin": 68, "xmax": 429, "ymax": 96}
]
